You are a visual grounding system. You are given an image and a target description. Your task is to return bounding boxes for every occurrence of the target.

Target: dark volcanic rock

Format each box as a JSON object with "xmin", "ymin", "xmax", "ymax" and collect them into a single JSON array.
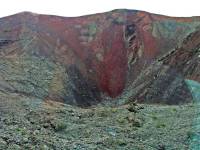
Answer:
[
  {"xmin": 0, "ymin": 10, "xmax": 200, "ymax": 106},
  {"xmin": 66, "ymin": 65, "xmax": 101, "ymax": 106}
]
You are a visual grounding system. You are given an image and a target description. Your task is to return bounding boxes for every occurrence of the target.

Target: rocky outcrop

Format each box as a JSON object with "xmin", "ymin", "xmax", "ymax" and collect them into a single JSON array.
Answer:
[{"xmin": 0, "ymin": 10, "xmax": 200, "ymax": 106}]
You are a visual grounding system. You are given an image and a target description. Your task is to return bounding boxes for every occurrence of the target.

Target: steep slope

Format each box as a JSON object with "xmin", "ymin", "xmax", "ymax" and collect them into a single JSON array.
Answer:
[
  {"xmin": 0, "ymin": 10, "xmax": 200, "ymax": 106},
  {"xmin": 121, "ymin": 29, "xmax": 200, "ymax": 105}
]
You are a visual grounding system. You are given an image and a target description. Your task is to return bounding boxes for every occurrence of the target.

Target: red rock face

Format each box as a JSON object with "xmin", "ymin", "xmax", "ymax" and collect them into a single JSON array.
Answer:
[
  {"xmin": 0, "ymin": 10, "xmax": 200, "ymax": 106},
  {"xmin": 96, "ymin": 24, "xmax": 127, "ymax": 97}
]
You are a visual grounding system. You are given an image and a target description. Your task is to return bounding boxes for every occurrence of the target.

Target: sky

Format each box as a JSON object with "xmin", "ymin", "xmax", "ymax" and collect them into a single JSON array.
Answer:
[{"xmin": 0, "ymin": 0, "xmax": 200, "ymax": 18}]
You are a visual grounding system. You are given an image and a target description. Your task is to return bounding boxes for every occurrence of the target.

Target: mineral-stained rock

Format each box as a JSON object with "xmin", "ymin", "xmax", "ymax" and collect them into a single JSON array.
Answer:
[{"xmin": 0, "ymin": 9, "xmax": 200, "ymax": 106}]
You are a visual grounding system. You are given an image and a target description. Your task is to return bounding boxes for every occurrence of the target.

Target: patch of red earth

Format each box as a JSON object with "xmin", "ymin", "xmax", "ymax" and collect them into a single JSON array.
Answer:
[{"xmin": 94, "ymin": 25, "xmax": 127, "ymax": 97}]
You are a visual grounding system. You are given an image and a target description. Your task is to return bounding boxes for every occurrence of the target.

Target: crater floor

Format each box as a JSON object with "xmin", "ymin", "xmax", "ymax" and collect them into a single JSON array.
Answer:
[{"xmin": 0, "ymin": 91, "xmax": 197, "ymax": 150}]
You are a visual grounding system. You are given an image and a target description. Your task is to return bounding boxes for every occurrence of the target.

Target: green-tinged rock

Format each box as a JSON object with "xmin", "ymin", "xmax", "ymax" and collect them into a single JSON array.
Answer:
[
  {"xmin": 88, "ymin": 23, "xmax": 97, "ymax": 36},
  {"xmin": 0, "ymin": 138, "xmax": 7, "ymax": 149},
  {"xmin": 185, "ymin": 79, "xmax": 200, "ymax": 101},
  {"xmin": 7, "ymin": 144, "xmax": 21, "ymax": 150}
]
